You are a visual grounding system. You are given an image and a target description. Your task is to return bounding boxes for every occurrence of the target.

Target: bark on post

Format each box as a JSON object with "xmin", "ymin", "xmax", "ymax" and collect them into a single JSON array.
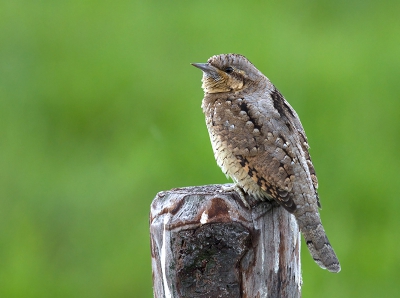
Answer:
[{"xmin": 150, "ymin": 184, "xmax": 302, "ymax": 298}]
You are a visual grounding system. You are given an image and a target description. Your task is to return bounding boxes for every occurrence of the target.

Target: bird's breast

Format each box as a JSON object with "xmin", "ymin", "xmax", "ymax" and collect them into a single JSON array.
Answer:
[{"xmin": 203, "ymin": 95, "xmax": 271, "ymax": 199}]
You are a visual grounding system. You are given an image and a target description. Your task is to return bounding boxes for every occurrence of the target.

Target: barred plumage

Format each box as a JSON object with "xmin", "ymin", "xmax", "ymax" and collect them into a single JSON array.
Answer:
[{"xmin": 192, "ymin": 54, "xmax": 340, "ymax": 273}]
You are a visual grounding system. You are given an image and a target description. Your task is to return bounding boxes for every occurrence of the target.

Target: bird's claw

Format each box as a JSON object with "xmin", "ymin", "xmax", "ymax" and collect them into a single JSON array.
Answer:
[{"xmin": 220, "ymin": 184, "xmax": 251, "ymax": 209}]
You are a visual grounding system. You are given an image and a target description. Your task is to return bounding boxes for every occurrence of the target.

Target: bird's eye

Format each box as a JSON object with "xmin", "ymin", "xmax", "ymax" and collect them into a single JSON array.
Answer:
[{"xmin": 224, "ymin": 67, "xmax": 234, "ymax": 74}]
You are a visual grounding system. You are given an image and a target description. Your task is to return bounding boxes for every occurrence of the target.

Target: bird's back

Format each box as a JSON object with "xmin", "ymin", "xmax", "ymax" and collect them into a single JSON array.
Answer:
[{"xmin": 195, "ymin": 53, "xmax": 340, "ymax": 272}]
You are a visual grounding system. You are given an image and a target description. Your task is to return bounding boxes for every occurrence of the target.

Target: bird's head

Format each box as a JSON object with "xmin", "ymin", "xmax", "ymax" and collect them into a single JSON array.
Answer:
[{"xmin": 192, "ymin": 54, "xmax": 263, "ymax": 94}]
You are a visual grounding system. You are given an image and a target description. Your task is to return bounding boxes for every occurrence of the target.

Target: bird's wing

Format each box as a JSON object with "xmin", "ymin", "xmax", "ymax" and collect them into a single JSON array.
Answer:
[
  {"xmin": 270, "ymin": 87, "xmax": 321, "ymax": 207},
  {"xmin": 225, "ymin": 87, "xmax": 320, "ymax": 211},
  {"xmin": 270, "ymin": 88, "xmax": 319, "ymax": 191}
]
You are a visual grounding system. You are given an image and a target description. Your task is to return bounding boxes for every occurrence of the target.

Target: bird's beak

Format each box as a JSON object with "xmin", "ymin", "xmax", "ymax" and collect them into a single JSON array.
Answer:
[
  {"xmin": 191, "ymin": 63, "xmax": 212, "ymax": 72},
  {"xmin": 191, "ymin": 63, "xmax": 220, "ymax": 79}
]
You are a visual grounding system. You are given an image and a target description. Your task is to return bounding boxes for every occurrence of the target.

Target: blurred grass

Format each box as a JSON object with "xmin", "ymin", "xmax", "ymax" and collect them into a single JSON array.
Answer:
[{"xmin": 1, "ymin": 0, "xmax": 399, "ymax": 297}]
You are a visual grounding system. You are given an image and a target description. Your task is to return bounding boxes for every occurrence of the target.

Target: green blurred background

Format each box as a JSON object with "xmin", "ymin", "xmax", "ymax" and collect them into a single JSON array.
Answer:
[{"xmin": 1, "ymin": 0, "xmax": 399, "ymax": 297}]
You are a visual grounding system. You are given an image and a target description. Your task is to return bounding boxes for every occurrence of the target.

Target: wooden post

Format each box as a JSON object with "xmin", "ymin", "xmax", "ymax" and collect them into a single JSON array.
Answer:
[{"xmin": 150, "ymin": 184, "xmax": 302, "ymax": 298}]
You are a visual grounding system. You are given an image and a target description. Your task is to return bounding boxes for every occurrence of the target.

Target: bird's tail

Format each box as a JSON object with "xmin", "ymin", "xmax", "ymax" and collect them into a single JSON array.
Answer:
[{"xmin": 297, "ymin": 213, "xmax": 341, "ymax": 273}]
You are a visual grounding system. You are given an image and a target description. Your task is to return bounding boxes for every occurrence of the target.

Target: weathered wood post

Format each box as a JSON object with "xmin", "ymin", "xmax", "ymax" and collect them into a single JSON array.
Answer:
[{"xmin": 150, "ymin": 184, "xmax": 302, "ymax": 298}]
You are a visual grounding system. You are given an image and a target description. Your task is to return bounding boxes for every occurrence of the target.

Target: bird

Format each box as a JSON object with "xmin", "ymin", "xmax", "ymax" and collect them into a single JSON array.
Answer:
[{"xmin": 192, "ymin": 53, "xmax": 341, "ymax": 273}]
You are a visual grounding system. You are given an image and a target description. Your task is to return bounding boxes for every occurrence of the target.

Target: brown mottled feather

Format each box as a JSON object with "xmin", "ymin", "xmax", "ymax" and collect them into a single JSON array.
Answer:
[{"xmin": 193, "ymin": 54, "xmax": 340, "ymax": 272}]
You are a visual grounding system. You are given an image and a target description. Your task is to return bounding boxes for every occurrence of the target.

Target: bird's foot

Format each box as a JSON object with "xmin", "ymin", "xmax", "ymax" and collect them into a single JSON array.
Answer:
[{"xmin": 220, "ymin": 183, "xmax": 250, "ymax": 208}]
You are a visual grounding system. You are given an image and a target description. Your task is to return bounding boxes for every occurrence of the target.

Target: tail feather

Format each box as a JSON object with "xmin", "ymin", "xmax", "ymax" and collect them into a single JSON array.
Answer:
[{"xmin": 298, "ymin": 214, "xmax": 341, "ymax": 273}]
